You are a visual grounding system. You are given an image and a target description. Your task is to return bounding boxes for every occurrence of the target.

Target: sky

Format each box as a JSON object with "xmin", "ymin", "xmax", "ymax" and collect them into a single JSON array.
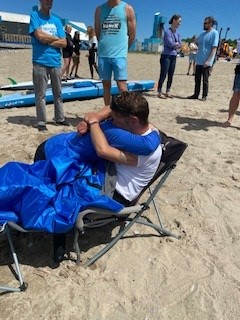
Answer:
[{"xmin": 0, "ymin": 0, "xmax": 239, "ymax": 41}]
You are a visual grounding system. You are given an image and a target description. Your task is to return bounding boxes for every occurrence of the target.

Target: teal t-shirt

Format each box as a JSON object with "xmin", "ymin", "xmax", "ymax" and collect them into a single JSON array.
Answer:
[
  {"xmin": 29, "ymin": 10, "xmax": 65, "ymax": 67},
  {"xmin": 98, "ymin": 1, "xmax": 128, "ymax": 58}
]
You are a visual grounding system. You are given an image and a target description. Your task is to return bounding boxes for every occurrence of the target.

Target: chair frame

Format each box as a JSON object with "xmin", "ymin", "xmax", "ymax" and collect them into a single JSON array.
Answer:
[
  {"xmin": 0, "ymin": 223, "xmax": 28, "ymax": 292},
  {"xmin": 74, "ymin": 132, "xmax": 188, "ymax": 267}
]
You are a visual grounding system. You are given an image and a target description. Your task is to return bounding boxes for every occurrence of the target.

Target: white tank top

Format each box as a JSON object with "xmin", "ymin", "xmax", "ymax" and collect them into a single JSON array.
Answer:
[{"xmin": 115, "ymin": 129, "xmax": 162, "ymax": 201}]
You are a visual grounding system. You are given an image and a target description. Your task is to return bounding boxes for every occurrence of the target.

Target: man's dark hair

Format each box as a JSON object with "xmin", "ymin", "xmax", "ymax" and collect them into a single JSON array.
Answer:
[
  {"xmin": 205, "ymin": 16, "xmax": 216, "ymax": 26},
  {"xmin": 110, "ymin": 91, "xmax": 149, "ymax": 126}
]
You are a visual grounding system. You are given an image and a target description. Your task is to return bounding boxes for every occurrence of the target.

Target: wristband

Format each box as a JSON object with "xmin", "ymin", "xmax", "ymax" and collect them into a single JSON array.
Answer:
[{"xmin": 88, "ymin": 120, "xmax": 99, "ymax": 126}]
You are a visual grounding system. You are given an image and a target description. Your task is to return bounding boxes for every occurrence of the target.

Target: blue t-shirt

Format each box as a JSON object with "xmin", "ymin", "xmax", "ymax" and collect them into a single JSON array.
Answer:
[
  {"xmin": 98, "ymin": 1, "xmax": 128, "ymax": 58},
  {"xmin": 29, "ymin": 10, "xmax": 65, "ymax": 67},
  {"xmin": 196, "ymin": 29, "xmax": 219, "ymax": 66}
]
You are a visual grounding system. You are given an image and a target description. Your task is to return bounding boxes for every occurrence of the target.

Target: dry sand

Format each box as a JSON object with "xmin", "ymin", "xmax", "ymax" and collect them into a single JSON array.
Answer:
[{"xmin": 0, "ymin": 49, "xmax": 240, "ymax": 320}]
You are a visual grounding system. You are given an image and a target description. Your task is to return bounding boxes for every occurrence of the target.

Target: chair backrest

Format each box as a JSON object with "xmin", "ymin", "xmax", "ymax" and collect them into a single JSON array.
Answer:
[
  {"xmin": 154, "ymin": 130, "xmax": 188, "ymax": 181},
  {"xmin": 132, "ymin": 131, "xmax": 188, "ymax": 204}
]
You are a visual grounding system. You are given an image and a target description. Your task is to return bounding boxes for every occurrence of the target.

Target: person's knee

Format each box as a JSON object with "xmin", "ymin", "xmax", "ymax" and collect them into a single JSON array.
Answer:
[
  {"xmin": 117, "ymin": 81, "xmax": 127, "ymax": 92},
  {"xmin": 103, "ymin": 80, "xmax": 111, "ymax": 89}
]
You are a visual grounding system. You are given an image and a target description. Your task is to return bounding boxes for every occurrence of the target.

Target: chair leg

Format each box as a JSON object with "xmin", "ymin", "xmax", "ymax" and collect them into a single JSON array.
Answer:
[
  {"xmin": 133, "ymin": 217, "xmax": 179, "ymax": 238},
  {"xmin": 73, "ymin": 228, "xmax": 81, "ymax": 266},
  {"xmin": 0, "ymin": 225, "xmax": 27, "ymax": 292},
  {"xmin": 85, "ymin": 207, "xmax": 146, "ymax": 267}
]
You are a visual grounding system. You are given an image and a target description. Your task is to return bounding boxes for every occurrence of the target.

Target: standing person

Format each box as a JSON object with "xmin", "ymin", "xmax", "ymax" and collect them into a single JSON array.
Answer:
[
  {"xmin": 187, "ymin": 16, "xmax": 219, "ymax": 101},
  {"xmin": 69, "ymin": 31, "xmax": 81, "ymax": 79},
  {"xmin": 223, "ymin": 63, "xmax": 240, "ymax": 127},
  {"xmin": 86, "ymin": 26, "xmax": 99, "ymax": 79},
  {"xmin": 157, "ymin": 14, "xmax": 182, "ymax": 99},
  {"xmin": 187, "ymin": 35, "xmax": 198, "ymax": 75},
  {"xmin": 29, "ymin": 0, "xmax": 70, "ymax": 132},
  {"xmin": 61, "ymin": 24, "xmax": 74, "ymax": 80},
  {"xmin": 95, "ymin": 0, "xmax": 136, "ymax": 106}
]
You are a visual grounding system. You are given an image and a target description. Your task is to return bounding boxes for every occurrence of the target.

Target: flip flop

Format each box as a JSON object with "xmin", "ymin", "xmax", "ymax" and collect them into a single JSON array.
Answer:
[
  {"xmin": 157, "ymin": 93, "xmax": 167, "ymax": 99},
  {"xmin": 165, "ymin": 93, "xmax": 173, "ymax": 98}
]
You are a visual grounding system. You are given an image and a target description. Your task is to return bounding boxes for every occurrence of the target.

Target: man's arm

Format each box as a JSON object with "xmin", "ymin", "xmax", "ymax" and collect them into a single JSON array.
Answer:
[
  {"xmin": 89, "ymin": 120, "xmax": 138, "ymax": 165},
  {"xmin": 126, "ymin": 5, "xmax": 136, "ymax": 48},
  {"xmin": 94, "ymin": 6, "xmax": 101, "ymax": 40},
  {"xmin": 34, "ymin": 29, "xmax": 67, "ymax": 48},
  {"xmin": 204, "ymin": 46, "xmax": 217, "ymax": 67}
]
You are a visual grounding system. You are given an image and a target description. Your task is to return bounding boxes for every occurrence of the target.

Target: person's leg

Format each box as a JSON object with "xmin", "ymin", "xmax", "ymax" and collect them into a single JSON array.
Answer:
[
  {"xmin": 61, "ymin": 57, "xmax": 68, "ymax": 79},
  {"xmin": 166, "ymin": 55, "xmax": 177, "ymax": 95},
  {"xmin": 33, "ymin": 63, "xmax": 49, "ymax": 127},
  {"xmin": 157, "ymin": 55, "xmax": 168, "ymax": 92},
  {"xmin": 223, "ymin": 91, "xmax": 240, "ymax": 127},
  {"xmin": 157, "ymin": 54, "xmax": 170, "ymax": 96},
  {"xmin": 194, "ymin": 65, "xmax": 202, "ymax": 97},
  {"xmin": 187, "ymin": 54, "xmax": 192, "ymax": 75},
  {"xmin": 88, "ymin": 54, "xmax": 94, "ymax": 78},
  {"xmin": 112, "ymin": 57, "xmax": 128, "ymax": 93},
  {"xmin": 102, "ymin": 80, "xmax": 112, "ymax": 106},
  {"xmin": 34, "ymin": 141, "xmax": 46, "ymax": 162},
  {"xmin": 202, "ymin": 66, "xmax": 210, "ymax": 99},
  {"xmin": 65, "ymin": 57, "xmax": 72, "ymax": 79},
  {"xmin": 98, "ymin": 57, "xmax": 112, "ymax": 106},
  {"xmin": 49, "ymin": 67, "xmax": 65, "ymax": 123},
  {"xmin": 94, "ymin": 63, "xmax": 99, "ymax": 77},
  {"xmin": 93, "ymin": 51, "xmax": 99, "ymax": 77},
  {"xmin": 53, "ymin": 233, "xmax": 66, "ymax": 264},
  {"xmin": 193, "ymin": 61, "xmax": 196, "ymax": 75},
  {"xmin": 69, "ymin": 58, "xmax": 76, "ymax": 78},
  {"xmin": 187, "ymin": 62, "xmax": 191, "ymax": 75},
  {"xmin": 74, "ymin": 56, "xmax": 80, "ymax": 77}
]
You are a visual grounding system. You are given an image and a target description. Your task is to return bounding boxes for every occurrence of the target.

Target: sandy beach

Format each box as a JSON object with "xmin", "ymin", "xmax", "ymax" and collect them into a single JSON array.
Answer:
[{"xmin": 0, "ymin": 49, "xmax": 240, "ymax": 319}]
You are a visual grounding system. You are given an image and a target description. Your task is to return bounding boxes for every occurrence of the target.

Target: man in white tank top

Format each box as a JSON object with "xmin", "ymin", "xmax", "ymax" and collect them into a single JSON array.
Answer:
[{"xmin": 77, "ymin": 91, "xmax": 162, "ymax": 204}]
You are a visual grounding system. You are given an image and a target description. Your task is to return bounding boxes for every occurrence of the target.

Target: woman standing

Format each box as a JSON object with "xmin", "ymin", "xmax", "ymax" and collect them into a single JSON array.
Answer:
[
  {"xmin": 62, "ymin": 24, "xmax": 74, "ymax": 80},
  {"xmin": 157, "ymin": 14, "xmax": 182, "ymax": 99},
  {"xmin": 70, "ymin": 31, "xmax": 81, "ymax": 79},
  {"xmin": 86, "ymin": 26, "xmax": 99, "ymax": 79}
]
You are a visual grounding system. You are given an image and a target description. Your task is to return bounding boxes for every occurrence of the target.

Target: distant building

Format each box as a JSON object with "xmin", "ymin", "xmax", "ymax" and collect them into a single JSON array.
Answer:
[
  {"xmin": 0, "ymin": 9, "xmax": 88, "ymax": 49},
  {"xmin": 131, "ymin": 12, "xmax": 166, "ymax": 53}
]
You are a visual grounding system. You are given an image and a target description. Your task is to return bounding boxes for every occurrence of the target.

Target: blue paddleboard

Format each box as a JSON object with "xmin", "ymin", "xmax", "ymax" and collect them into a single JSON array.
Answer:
[{"xmin": 0, "ymin": 80, "xmax": 155, "ymax": 109}]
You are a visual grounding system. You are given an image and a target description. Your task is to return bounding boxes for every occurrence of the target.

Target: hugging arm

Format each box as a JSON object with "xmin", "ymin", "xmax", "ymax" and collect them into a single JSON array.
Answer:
[{"xmin": 89, "ymin": 121, "xmax": 137, "ymax": 166}]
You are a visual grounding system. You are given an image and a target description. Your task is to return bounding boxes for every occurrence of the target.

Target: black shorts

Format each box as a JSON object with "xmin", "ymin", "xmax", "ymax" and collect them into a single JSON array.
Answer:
[{"xmin": 62, "ymin": 50, "xmax": 73, "ymax": 58}]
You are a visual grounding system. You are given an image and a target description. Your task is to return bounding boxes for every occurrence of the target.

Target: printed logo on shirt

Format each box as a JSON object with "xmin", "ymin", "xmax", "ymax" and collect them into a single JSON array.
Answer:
[
  {"xmin": 40, "ymin": 23, "xmax": 58, "ymax": 36},
  {"xmin": 101, "ymin": 14, "xmax": 121, "ymax": 35}
]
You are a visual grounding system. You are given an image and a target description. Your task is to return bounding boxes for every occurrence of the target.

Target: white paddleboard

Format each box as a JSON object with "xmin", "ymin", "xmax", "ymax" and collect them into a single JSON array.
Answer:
[{"xmin": 1, "ymin": 78, "xmax": 100, "ymax": 90}]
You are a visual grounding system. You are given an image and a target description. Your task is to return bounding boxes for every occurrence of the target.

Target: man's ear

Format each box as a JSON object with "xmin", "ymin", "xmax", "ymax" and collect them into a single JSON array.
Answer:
[{"xmin": 130, "ymin": 115, "xmax": 138, "ymax": 126}]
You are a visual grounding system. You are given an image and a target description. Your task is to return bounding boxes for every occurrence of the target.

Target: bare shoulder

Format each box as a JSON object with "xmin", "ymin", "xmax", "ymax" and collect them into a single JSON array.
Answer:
[
  {"xmin": 125, "ymin": 4, "xmax": 135, "ymax": 17},
  {"xmin": 95, "ymin": 6, "xmax": 101, "ymax": 16}
]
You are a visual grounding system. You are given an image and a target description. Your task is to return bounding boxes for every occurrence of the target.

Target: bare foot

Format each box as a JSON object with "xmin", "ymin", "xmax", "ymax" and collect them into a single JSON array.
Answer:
[{"xmin": 222, "ymin": 121, "xmax": 231, "ymax": 127}]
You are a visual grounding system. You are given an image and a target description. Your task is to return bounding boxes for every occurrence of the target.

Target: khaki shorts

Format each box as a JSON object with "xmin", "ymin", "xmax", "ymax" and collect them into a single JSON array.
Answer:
[{"xmin": 72, "ymin": 55, "xmax": 80, "ymax": 64}]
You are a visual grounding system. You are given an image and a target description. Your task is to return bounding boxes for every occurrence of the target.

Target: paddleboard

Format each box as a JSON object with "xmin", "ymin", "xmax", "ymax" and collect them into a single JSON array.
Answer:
[
  {"xmin": 0, "ymin": 78, "xmax": 100, "ymax": 90},
  {"xmin": 0, "ymin": 80, "xmax": 155, "ymax": 109}
]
